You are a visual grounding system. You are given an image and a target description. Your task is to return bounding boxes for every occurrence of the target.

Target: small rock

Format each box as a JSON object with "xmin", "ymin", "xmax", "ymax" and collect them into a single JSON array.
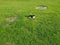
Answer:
[
  {"xmin": 5, "ymin": 16, "xmax": 17, "ymax": 23},
  {"xmin": 36, "ymin": 5, "xmax": 48, "ymax": 10}
]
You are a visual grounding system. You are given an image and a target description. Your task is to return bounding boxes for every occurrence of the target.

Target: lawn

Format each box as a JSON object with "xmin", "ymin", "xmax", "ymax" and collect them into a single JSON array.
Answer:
[{"xmin": 0, "ymin": 0, "xmax": 60, "ymax": 45}]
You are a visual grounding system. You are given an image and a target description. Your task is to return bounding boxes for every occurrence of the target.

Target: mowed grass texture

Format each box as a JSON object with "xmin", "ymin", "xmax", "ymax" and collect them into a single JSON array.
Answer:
[{"xmin": 0, "ymin": 0, "xmax": 60, "ymax": 45}]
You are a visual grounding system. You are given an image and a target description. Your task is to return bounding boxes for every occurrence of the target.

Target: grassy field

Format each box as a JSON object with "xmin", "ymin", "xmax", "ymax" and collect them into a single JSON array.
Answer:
[{"xmin": 0, "ymin": 0, "xmax": 60, "ymax": 45}]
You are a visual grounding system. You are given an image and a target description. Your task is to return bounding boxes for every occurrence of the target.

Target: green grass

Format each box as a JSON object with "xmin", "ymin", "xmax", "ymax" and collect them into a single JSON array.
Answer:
[{"xmin": 0, "ymin": 0, "xmax": 60, "ymax": 45}]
